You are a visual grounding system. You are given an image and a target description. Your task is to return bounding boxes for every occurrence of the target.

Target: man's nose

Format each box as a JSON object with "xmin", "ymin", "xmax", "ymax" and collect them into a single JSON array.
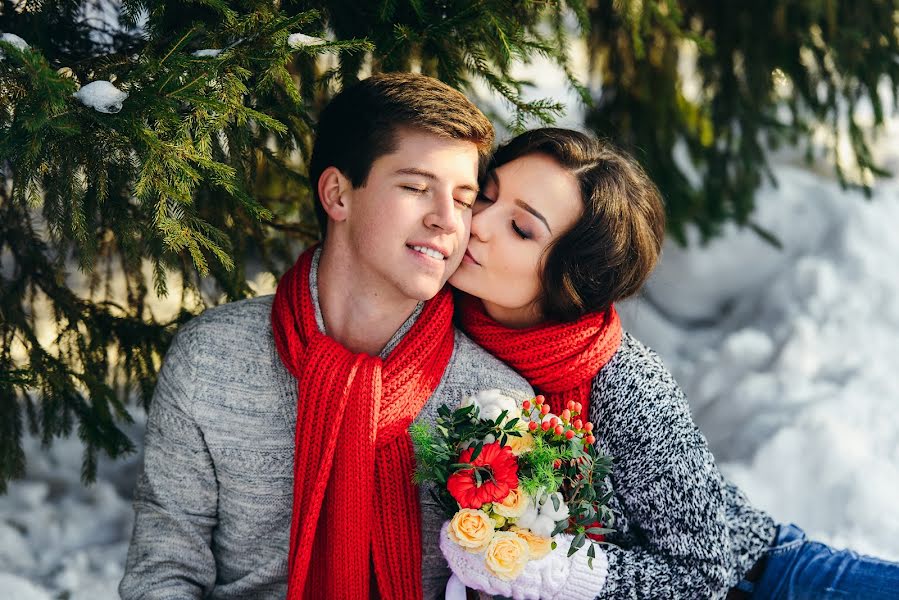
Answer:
[{"xmin": 423, "ymin": 190, "xmax": 460, "ymax": 233}]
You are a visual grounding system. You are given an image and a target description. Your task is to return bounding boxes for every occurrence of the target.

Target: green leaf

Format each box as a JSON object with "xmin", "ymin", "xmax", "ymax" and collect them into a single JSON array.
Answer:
[
  {"xmin": 470, "ymin": 441, "xmax": 484, "ymax": 462},
  {"xmin": 568, "ymin": 532, "xmax": 586, "ymax": 557}
]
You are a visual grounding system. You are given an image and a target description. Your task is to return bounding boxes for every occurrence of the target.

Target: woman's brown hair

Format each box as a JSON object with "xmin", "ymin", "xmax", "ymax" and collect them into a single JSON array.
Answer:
[{"xmin": 490, "ymin": 128, "xmax": 666, "ymax": 322}]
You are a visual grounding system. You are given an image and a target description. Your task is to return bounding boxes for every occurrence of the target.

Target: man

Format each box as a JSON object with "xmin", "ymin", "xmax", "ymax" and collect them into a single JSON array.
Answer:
[{"xmin": 119, "ymin": 72, "xmax": 532, "ymax": 599}]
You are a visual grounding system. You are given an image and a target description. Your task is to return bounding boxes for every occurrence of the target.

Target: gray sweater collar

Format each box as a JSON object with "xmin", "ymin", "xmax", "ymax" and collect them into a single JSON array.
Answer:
[{"xmin": 309, "ymin": 246, "xmax": 425, "ymax": 359}]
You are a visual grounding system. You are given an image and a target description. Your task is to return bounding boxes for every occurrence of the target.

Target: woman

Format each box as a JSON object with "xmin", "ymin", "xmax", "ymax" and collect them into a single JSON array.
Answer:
[{"xmin": 442, "ymin": 128, "xmax": 899, "ymax": 599}]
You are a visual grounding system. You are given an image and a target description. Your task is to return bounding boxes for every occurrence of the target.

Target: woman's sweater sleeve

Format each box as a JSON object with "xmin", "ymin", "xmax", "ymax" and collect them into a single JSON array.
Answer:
[{"xmin": 591, "ymin": 338, "xmax": 737, "ymax": 600}]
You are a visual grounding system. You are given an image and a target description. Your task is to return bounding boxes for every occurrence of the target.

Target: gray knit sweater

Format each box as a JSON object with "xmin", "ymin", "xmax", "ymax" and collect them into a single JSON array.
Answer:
[
  {"xmin": 119, "ymin": 256, "xmax": 533, "ymax": 600},
  {"xmin": 589, "ymin": 332, "xmax": 777, "ymax": 599}
]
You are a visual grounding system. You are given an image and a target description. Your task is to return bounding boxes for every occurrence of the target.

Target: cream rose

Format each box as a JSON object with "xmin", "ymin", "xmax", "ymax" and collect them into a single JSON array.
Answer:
[
  {"xmin": 448, "ymin": 509, "xmax": 495, "ymax": 553},
  {"xmin": 505, "ymin": 430, "xmax": 535, "ymax": 456},
  {"xmin": 484, "ymin": 531, "xmax": 530, "ymax": 580},
  {"xmin": 493, "ymin": 487, "xmax": 530, "ymax": 519},
  {"xmin": 511, "ymin": 526, "xmax": 553, "ymax": 560}
]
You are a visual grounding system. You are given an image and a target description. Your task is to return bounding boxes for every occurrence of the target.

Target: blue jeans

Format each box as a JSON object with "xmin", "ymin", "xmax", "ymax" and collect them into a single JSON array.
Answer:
[{"xmin": 733, "ymin": 523, "xmax": 899, "ymax": 599}]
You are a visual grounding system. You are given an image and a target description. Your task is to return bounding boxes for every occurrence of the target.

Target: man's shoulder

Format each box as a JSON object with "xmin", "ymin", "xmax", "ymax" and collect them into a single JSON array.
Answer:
[
  {"xmin": 171, "ymin": 295, "xmax": 277, "ymax": 372},
  {"xmin": 445, "ymin": 328, "xmax": 533, "ymax": 397},
  {"xmin": 179, "ymin": 294, "xmax": 273, "ymax": 339}
]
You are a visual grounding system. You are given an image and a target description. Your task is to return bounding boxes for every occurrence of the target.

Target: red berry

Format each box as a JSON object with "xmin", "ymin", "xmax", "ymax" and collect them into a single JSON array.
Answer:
[
  {"xmin": 554, "ymin": 424, "xmax": 564, "ymax": 436},
  {"xmin": 561, "ymin": 409, "xmax": 571, "ymax": 422},
  {"xmin": 522, "ymin": 400, "xmax": 531, "ymax": 410},
  {"xmin": 585, "ymin": 434, "xmax": 596, "ymax": 445},
  {"xmin": 565, "ymin": 430, "xmax": 575, "ymax": 440},
  {"xmin": 553, "ymin": 459, "xmax": 562, "ymax": 469},
  {"xmin": 574, "ymin": 419, "xmax": 583, "ymax": 430},
  {"xmin": 549, "ymin": 417, "xmax": 558, "ymax": 428},
  {"xmin": 574, "ymin": 402, "xmax": 583, "ymax": 414},
  {"xmin": 528, "ymin": 420, "xmax": 538, "ymax": 431},
  {"xmin": 541, "ymin": 421, "xmax": 551, "ymax": 431},
  {"xmin": 540, "ymin": 404, "xmax": 550, "ymax": 415},
  {"xmin": 566, "ymin": 400, "xmax": 575, "ymax": 411},
  {"xmin": 584, "ymin": 422, "xmax": 594, "ymax": 433},
  {"xmin": 535, "ymin": 395, "xmax": 545, "ymax": 405}
]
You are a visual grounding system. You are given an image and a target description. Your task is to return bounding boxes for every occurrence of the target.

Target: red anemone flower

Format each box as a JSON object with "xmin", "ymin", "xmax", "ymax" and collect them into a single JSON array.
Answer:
[{"xmin": 447, "ymin": 442, "xmax": 519, "ymax": 509}]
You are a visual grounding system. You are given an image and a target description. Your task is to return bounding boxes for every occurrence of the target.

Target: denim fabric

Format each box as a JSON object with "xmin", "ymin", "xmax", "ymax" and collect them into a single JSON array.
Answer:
[{"xmin": 734, "ymin": 522, "xmax": 899, "ymax": 599}]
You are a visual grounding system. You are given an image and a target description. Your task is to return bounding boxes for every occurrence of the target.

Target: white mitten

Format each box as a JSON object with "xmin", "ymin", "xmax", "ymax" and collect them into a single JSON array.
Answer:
[{"xmin": 439, "ymin": 521, "xmax": 608, "ymax": 600}]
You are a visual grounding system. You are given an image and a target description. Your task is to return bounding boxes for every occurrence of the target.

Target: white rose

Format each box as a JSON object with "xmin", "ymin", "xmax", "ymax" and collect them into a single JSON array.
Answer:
[{"xmin": 472, "ymin": 390, "xmax": 519, "ymax": 424}]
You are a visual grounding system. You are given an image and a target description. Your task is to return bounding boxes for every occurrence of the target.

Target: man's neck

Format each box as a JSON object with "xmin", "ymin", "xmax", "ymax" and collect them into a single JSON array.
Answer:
[{"xmin": 316, "ymin": 243, "xmax": 422, "ymax": 356}]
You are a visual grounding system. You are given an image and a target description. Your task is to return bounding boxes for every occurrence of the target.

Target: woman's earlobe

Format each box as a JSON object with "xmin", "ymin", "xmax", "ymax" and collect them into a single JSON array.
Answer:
[{"xmin": 318, "ymin": 166, "xmax": 350, "ymax": 222}]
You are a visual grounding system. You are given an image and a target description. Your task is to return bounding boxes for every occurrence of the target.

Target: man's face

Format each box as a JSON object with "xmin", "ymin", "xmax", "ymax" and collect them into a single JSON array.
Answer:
[{"xmin": 336, "ymin": 127, "xmax": 480, "ymax": 303}]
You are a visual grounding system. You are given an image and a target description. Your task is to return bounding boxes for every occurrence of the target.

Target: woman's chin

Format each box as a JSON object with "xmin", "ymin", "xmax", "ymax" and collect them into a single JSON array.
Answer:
[{"xmin": 447, "ymin": 270, "xmax": 474, "ymax": 295}]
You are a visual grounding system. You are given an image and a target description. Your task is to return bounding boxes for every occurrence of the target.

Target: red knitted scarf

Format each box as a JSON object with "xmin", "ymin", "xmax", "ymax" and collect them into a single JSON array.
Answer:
[
  {"xmin": 456, "ymin": 294, "xmax": 622, "ymax": 422},
  {"xmin": 271, "ymin": 246, "xmax": 455, "ymax": 599}
]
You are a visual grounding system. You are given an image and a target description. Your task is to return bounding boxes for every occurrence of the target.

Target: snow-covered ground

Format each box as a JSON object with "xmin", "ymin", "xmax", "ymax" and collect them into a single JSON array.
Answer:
[{"xmin": 3, "ymin": 42, "xmax": 899, "ymax": 599}]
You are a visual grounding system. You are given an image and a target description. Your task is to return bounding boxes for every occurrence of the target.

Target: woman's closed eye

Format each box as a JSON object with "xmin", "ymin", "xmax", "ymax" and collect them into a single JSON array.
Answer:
[{"xmin": 511, "ymin": 221, "xmax": 532, "ymax": 240}]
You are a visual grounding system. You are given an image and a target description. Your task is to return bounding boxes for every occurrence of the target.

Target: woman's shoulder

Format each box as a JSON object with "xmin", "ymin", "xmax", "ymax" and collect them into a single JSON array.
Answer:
[
  {"xmin": 594, "ymin": 330, "xmax": 678, "ymax": 390},
  {"xmin": 591, "ymin": 331, "xmax": 710, "ymax": 463},
  {"xmin": 590, "ymin": 330, "xmax": 690, "ymax": 422}
]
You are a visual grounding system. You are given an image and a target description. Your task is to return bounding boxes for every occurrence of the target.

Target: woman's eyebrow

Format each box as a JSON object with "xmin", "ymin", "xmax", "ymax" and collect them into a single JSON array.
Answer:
[{"xmin": 515, "ymin": 199, "xmax": 552, "ymax": 234}]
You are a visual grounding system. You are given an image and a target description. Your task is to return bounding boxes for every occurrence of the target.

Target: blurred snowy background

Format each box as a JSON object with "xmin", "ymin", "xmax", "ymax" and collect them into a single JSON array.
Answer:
[{"xmin": 3, "ymin": 25, "xmax": 899, "ymax": 600}]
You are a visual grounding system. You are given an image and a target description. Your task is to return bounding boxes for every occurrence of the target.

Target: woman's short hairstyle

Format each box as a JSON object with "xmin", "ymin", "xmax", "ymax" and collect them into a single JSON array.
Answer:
[
  {"xmin": 309, "ymin": 72, "xmax": 495, "ymax": 235},
  {"xmin": 490, "ymin": 128, "xmax": 666, "ymax": 322}
]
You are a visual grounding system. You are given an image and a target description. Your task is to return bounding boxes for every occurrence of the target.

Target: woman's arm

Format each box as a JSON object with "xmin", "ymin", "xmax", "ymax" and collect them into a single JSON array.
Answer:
[{"xmin": 590, "ymin": 335, "xmax": 772, "ymax": 600}]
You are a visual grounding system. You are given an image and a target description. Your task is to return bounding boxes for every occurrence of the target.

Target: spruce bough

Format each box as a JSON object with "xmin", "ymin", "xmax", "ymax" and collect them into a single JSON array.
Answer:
[{"xmin": 1, "ymin": 0, "xmax": 896, "ymax": 491}]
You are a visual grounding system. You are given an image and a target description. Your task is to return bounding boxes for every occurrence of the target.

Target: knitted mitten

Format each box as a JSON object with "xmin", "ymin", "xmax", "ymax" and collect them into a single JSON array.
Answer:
[{"xmin": 439, "ymin": 521, "xmax": 608, "ymax": 600}]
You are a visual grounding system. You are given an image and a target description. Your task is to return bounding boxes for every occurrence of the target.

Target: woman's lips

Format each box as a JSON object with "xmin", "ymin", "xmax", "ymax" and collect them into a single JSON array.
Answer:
[{"xmin": 463, "ymin": 248, "xmax": 481, "ymax": 266}]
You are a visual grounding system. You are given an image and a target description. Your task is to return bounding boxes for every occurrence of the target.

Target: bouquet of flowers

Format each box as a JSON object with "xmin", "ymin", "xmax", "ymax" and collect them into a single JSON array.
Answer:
[{"xmin": 410, "ymin": 389, "xmax": 615, "ymax": 583}]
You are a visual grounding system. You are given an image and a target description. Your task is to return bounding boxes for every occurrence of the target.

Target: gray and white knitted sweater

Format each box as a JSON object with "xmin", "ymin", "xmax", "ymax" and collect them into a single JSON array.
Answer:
[{"xmin": 589, "ymin": 332, "xmax": 777, "ymax": 599}]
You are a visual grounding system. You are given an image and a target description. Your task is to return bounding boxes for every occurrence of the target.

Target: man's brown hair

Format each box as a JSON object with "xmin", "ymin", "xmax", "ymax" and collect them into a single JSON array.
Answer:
[
  {"xmin": 489, "ymin": 128, "xmax": 666, "ymax": 322},
  {"xmin": 309, "ymin": 72, "xmax": 494, "ymax": 235}
]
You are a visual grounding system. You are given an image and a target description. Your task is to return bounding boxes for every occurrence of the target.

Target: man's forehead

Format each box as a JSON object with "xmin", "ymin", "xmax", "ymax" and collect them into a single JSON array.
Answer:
[
  {"xmin": 392, "ymin": 167, "xmax": 480, "ymax": 192},
  {"xmin": 381, "ymin": 135, "xmax": 480, "ymax": 183}
]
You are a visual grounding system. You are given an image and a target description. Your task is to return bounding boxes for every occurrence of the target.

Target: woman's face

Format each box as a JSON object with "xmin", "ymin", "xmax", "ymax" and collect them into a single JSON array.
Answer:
[{"xmin": 449, "ymin": 153, "xmax": 583, "ymax": 327}]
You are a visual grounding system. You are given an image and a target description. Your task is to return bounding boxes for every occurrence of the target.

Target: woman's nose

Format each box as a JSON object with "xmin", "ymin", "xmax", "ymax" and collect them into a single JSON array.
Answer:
[{"xmin": 469, "ymin": 203, "xmax": 493, "ymax": 242}]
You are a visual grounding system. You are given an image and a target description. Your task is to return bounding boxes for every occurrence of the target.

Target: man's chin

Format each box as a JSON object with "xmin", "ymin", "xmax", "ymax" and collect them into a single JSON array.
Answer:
[{"xmin": 399, "ymin": 276, "xmax": 448, "ymax": 303}]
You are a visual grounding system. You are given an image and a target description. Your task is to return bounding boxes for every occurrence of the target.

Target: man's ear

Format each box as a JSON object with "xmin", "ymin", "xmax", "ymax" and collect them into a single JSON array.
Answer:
[{"xmin": 318, "ymin": 166, "xmax": 352, "ymax": 223}]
